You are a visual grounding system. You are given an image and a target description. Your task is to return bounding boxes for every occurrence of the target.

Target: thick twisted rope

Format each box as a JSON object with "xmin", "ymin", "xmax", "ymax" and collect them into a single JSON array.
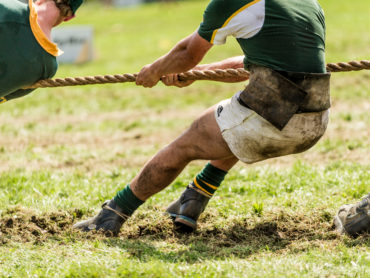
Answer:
[
  {"xmin": 326, "ymin": 60, "xmax": 370, "ymax": 72},
  {"xmin": 25, "ymin": 60, "xmax": 370, "ymax": 89}
]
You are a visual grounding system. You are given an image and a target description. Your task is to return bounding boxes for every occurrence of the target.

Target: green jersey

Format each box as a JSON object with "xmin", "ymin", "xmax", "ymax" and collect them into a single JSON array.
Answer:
[
  {"xmin": 0, "ymin": 0, "xmax": 61, "ymax": 103},
  {"xmin": 198, "ymin": 0, "xmax": 326, "ymax": 73}
]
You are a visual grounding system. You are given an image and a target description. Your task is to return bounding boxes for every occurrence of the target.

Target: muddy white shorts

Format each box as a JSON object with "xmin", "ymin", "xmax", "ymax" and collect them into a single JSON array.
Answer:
[{"xmin": 215, "ymin": 94, "xmax": 329, "ymax": 164}]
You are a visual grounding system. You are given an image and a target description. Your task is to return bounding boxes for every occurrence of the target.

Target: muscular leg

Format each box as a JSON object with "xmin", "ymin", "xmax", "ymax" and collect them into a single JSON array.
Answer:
[
  {"xmin": 131, "ymin": 106, "xmax": 237, "ymax": 201},
  {"xmin": 160, "ymin": 129, "xmax": 238, "ymax": 232},
  {"xmin": 73, "ymin": 105, "xmax": 238, "ymax": 234}
]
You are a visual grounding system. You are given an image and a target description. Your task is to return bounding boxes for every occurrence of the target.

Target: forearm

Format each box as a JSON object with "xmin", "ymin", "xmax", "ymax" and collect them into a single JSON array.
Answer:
[
  {"xmin": 149, "ymin": 34, "xmax": 207, "ymax": 77},
  {"xmin": 195, "ymin": 56, "xmax": 245, "ymax": 70},
  {"xmin": 136, "ymin": 32, "xmax": 212, "ymax": 88},
  {"xmin": 193, "ymin": 56, "xmax": 248, "ymax": 83}
]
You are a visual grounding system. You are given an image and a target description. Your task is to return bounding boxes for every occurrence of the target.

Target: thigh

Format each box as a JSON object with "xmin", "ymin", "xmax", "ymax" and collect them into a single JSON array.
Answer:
[
  {"xmin": 223, "ymin": 109, "xmax": 329, "ymax": 163},
  {"xmin": 170, "ymin": 105, "xmax": 235, "ymax": 161},
  {"xmin": 215, "ymin": 94, "xmax": 330, "ymax": 164}
]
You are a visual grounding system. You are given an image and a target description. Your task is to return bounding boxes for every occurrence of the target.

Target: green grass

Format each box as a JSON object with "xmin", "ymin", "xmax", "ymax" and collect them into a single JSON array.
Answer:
[{"xmin": 0, "ymin": 0, "xmax": 369, "ymax": 277}]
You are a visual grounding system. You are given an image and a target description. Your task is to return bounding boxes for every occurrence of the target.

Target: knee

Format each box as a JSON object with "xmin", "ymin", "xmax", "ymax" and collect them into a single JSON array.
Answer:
[{"xmin": 166, "ymin": 136, "xmax": 207, "ymax": 163}]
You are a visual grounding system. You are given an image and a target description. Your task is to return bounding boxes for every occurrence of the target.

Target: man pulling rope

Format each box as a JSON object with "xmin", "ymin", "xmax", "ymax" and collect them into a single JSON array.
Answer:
[
  {"xmin": 2, "ymin": 0, "xmax": 366, "ymax": 237},
  {"xmin": 0, "ymin": 0, "xmax": 83, "ymax": 104},
  {"xmin": 73, "ymin": 0, "xmax": 369, "ymax": 236}
]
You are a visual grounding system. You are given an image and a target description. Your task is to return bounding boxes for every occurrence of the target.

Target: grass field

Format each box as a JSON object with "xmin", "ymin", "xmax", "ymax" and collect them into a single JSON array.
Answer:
[{"xmin": 0, "ymin": 0, "xmax": 369, "ymax": 277}]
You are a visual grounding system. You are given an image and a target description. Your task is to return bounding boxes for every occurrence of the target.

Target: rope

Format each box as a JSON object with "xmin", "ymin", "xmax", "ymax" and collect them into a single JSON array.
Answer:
[
  {"xmin": 326, "ymin": 60, "xmax": 370, "ymax": 72},
  {"xmin": 25, "ymin": 60, "xmax": 370, "ymax": 89}
]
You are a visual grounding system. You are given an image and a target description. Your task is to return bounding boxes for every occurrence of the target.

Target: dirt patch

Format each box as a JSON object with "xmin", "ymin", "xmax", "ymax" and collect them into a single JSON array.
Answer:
[
  {"xmin": 2, "ymin": 206, "xmax": 368, "ymax": 258},
  {"xmin": 122, "ymin": 209, "xmax": 341, "ymax": 244},
  {"xmin": 0, "ymin": 207, "xmax": 86, "ymax": 244}
]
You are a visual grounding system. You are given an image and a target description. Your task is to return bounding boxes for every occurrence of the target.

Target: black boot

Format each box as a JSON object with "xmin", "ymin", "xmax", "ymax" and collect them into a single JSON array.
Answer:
[
  {"xmin": 334, "ymin": 193, "xmax": 370, "ymax": 237},
  {"xmin": 166, "ymin": 185, "xmax": 210, "ymax": 232},
  {"xmin": 73, "ymin": 199, "xmax": 129, "ymax": 236}
]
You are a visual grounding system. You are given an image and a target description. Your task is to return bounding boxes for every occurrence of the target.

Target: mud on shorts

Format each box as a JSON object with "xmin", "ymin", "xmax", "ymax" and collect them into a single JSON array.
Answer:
[{"xmin": 215, "ymin": 65, "xmax": 331, "ymax": 164}]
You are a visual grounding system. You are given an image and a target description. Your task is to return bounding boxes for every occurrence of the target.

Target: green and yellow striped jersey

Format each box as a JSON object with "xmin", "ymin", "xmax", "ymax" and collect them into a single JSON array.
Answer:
[
  {"xmin": 0, "ymin": 0, "xmax": 61, "ymax": 103},
  {"xmin": 198, "ymin": 0, "xmax": 326, "ymax": 73}
]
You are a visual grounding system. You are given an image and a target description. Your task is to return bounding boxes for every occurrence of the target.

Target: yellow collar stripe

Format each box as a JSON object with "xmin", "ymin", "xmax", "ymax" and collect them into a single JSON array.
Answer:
[
  {"xmin": 211, "ymin": 0, "xmax": 262, "ymax": 44},
  {"xmin": 28, "ymin": 0, "xmax": 62, "ymax": 57},
  {"xmin": 0, "ymin": 97, "xmax": 7, "ymax": 104}
]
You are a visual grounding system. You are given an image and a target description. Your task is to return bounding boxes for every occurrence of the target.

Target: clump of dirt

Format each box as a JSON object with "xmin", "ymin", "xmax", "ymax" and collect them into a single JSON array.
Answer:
[
  {"xmin": 117, "ymin": 208, "xmax": 369, "ymax": 254},
  {"xmin": 121, "ymin": 206, "xmax": 178, "ymax": 240},
  {"xmin": 0, "ymin": 206, "xmax": 84, "ymax": 243},
  {"xmin": 1, "ymin": 205, "xmax": 368, "ymax": 256}
]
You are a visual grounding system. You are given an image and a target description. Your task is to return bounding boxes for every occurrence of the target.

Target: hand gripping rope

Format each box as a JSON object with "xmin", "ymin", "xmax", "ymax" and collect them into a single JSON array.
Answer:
[{"xmin": 24, "ymin": 60, "xmax": 370, "ymax": 89}]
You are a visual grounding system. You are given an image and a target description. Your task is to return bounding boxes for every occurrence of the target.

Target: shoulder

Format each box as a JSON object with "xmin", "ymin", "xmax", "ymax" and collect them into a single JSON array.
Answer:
[
  {"xmin": 203, "ymin": 0, "xmax": 260, "ymax": 24},
  {"xmin": 204, "ymin": 0, "xmax": 259, "ymax": 14},
  {"xmin": 0, "ymin": 0, "xmax": 29, "ymax": 25}
]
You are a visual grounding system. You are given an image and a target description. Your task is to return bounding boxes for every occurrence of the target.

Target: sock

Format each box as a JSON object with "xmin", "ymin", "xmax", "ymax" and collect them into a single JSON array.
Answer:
[
  {"xmin": 113, "ymin": 184, "xmax": 144, "ymax": 216},
  {"xmin": 192, "ymin": 162, "xmax": 228, "ymax": 197}
]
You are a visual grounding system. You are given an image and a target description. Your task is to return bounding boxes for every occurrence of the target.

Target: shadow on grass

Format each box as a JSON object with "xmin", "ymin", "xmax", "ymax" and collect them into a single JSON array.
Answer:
[
  {"xmin": 102, "ymin": 214, "xmax": 370, "ymax": 263},
  {"xmin": 104, "ymin": 221, "xmax": 289, "ymax": 263},
  {"xmin": 1, "ymin": 206, "xmax": 368, "ymax": 262}
]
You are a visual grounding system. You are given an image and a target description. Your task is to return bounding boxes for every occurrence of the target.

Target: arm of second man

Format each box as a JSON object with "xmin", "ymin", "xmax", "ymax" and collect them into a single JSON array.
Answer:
[
  {"xmin": 162, "ymin": 55, "xmax": 248, "ymax": 87},
  {"xmin": 191, "ymin": 56, "xmax": 248, "ymax": 83},
  {"xmin": 136, "ymin": 32, "xmax": 212, "ymax": 88}
]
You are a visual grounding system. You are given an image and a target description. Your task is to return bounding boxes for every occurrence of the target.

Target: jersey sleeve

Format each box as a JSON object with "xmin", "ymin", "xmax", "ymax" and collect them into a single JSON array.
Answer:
[
  {"xmin": 198, "ymin": 0, "xmax": 230, "ymax": 45},
  {"xmin": 198, "ymin": 0, "xmax": 263, "ymax": 45},
  {"xmin": 0, "ymin": 59, "xmax": 57, "ymax": 104},
  {"xmin": 1, "ymin": 89, "xmax": 35, "ymax": 103}
]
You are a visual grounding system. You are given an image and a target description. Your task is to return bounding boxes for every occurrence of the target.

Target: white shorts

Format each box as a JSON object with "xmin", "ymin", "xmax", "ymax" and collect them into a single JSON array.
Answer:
[{"xmin": 215, "ymin": 94, "xmax": 329, "ymax": 164}]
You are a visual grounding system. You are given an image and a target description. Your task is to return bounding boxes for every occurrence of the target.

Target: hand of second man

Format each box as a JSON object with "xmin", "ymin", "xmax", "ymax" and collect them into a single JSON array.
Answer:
[
  {"xmin": 136, "ymin": 64, "xmax": 161, "ymax": 88},
  {"xmin": 161, "ymin": 73, "xmax": 195, "ymax": 88}
]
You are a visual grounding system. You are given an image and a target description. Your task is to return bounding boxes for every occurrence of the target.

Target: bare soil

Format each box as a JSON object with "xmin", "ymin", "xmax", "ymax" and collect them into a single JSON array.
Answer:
[{"xmin": 1, "ymin": 206, "xmax": 368, "ymax": 259}]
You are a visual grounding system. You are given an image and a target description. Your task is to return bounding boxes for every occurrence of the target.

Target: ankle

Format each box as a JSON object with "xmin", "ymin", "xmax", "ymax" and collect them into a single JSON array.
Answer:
[
  {"xmin": 188, "ymin": 184, "xmax": 212, "ymax": 198},
  {"xmin": 191, "ymin": 162, "xmax": 228, "ymax": 197},
  {"xmin": 113, "ymin": 184, "xmax": 145, "ymax": 216}
]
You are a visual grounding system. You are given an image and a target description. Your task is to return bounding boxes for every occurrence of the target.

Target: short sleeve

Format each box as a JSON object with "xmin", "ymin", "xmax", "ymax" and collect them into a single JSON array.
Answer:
[
  {"xmin": 197, "ymin": 0, "xmax": 262, "ymax": 45},
  {"xmin": 198, "ymin": 0, "xmax": 229, "ymax": 45}
]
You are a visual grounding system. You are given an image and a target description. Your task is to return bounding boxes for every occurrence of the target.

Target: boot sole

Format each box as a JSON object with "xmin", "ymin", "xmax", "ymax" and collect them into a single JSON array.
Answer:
[
  {"xmin": 174, "ymin": 215, "xmax": 197, "ymax": 233},
  {"xmin": 165, "ymin": 212, "xmax": 196, "ymax": 232},
  {"xmin": 166, "ymin": 211, "xmax": 177, "ymax": 220}
]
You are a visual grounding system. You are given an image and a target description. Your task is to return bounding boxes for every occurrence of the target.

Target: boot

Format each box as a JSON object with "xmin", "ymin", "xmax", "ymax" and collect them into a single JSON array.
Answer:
[
  {"xmin": 334, "ymin": 193, "xmax": 370, "ymax": 237},
  {"xmin": 166, "ymin": 185, "xmax": 210, "ymax": 232},
  {"xmin": 73, "ymin": 199, "xmax": 129, "ymax": 236}
]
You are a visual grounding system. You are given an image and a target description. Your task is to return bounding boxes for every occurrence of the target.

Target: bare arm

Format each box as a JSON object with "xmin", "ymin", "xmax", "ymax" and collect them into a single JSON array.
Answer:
[
  {"xmin": 136, "ymin": 32, "xmax": 212, "ymax": 88},
  {"xmin": 191, "ymin": 56, "xmax": 247, "ymax": 83},
  {"xmin": 162, "ymin": 55, "xmax": 248, "ymax": 87},
  {"xmin": 195, "ymin": 56, "xmax": 245, "ymax": 71}
]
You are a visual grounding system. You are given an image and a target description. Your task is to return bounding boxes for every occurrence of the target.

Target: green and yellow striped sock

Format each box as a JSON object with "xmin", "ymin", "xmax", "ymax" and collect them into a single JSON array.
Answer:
[
  {"xmin": 192, "ymin": 162, "xmax": 228, "ymax": 197},
  {"xmin": 114, "ymin": 184, "xmax": 144, "ymax": 216}
]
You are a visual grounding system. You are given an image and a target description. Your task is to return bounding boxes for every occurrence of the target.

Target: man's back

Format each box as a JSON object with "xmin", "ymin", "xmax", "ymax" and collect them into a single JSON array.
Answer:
[
  {"xmin": 199, "ymin": 0, "xmax": 326, "ymax": 73},
  {"xmin": 0, "ymin": 0, "xmax": 28, "ymax": 23},
  {"xmin": 0, "ymin": 0, "xmax": 58, "ymax": 99}
]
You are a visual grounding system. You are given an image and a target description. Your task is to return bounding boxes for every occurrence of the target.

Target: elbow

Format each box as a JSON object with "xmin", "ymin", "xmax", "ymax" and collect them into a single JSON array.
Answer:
[{"xmin": 172, "ymin": 33, "xmax": 210, "ymax": 71}]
